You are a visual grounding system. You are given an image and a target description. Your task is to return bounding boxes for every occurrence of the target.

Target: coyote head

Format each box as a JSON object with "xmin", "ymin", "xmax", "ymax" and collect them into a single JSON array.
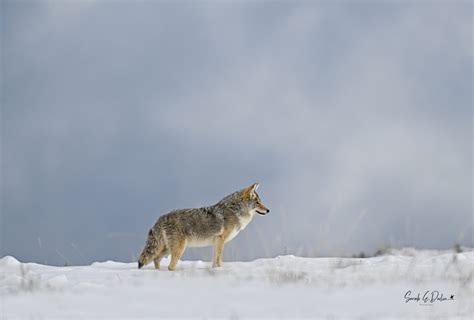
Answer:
[
  {"xmin": 241, "ymin": 182, "xmax": 270, "ymax": 215},
  {"xmin": 138, "ymin": 229, "xmax": 158, "ymax": 269}
]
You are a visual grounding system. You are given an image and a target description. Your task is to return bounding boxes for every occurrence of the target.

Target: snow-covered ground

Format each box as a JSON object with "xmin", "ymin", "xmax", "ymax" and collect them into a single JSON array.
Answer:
[{"xmin": 1, "ymin": 248, "xmax": 473, "ymax": 319}]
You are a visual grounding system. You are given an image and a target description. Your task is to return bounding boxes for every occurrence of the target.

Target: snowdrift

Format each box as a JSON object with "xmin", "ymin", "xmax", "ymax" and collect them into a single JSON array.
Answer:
[{"xmin": 1, "ymin": 249, "xmax": 473, "ymax": 319}]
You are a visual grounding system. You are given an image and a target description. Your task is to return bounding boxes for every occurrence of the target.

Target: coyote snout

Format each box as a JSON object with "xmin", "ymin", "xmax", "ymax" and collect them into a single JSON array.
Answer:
[
  {"xmin": 255, "ymin": 202, "xmax": 270, "ymax": 215},
  {"xmin": 138, "ymin": 182, "xmax": 269, "ymax": 270}
]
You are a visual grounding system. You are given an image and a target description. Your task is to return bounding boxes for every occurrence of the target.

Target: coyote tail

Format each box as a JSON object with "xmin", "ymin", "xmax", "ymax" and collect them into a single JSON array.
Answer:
[{"xmin": 138, "ymin": 226, "xmax": 164, "ymax": 269}]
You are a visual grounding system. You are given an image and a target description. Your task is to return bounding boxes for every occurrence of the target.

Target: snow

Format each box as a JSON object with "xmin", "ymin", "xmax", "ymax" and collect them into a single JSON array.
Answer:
[{"xmin": 0, "ymin": 249, "xmax": 473, "ymax": 319}]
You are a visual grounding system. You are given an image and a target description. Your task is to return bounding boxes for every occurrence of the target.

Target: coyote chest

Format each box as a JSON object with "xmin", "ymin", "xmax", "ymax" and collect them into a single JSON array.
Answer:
[
  {"xmin": 224, "ymin": 211, "xmax": 255, "ymax": 243},
  {"xmin": 187, "ymin": 211, "xmax": 255, "ymax": 247}
]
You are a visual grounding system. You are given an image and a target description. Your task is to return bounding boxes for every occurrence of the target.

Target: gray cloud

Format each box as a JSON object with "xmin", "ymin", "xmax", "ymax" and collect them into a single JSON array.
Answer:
[{"xmin": 1, "ymin": 1, "xmax": 472, "ymax": 265}]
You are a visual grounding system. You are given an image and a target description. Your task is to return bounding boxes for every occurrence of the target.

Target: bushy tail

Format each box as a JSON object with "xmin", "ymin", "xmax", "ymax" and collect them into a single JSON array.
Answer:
[{"xmin": 138, "ymin": 227, "xmax": 163, "ymax": 269}]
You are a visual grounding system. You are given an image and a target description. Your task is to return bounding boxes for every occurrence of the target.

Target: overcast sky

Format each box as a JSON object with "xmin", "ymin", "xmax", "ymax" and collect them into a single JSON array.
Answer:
[{"xmin": 1, "ymin": 1, "xmax": 472, "ymax": 265}]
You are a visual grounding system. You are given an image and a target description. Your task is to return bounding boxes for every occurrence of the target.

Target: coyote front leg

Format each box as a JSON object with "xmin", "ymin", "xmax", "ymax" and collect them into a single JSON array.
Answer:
[{"xmin": 213, "ymin": 236, "xmax": 226, "ymax": 268}]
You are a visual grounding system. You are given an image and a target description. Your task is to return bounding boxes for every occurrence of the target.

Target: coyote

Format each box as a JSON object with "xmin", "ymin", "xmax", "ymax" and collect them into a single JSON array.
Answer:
[{"xmin": 138, "ymin": 183, "xmax": 269, "ymax": 270}]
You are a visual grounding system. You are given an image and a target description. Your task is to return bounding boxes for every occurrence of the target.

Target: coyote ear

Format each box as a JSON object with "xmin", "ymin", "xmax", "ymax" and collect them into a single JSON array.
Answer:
[
  {"xmin": 248, "ymin": 182, "xmax": 259, "ymax": 194},
  {"xmin": 243, "ymin": 183, "xmax": 259, "ymax": 199}
]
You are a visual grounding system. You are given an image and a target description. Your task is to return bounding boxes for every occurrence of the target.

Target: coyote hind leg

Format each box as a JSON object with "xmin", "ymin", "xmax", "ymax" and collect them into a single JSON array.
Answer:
[
  {"xmin": 153, "ymin": 246, "xmax": 169, "ymax": 270},
  {"xmin": 168, "ymin": 240, "xmax": 186, "ymax": 271}
]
